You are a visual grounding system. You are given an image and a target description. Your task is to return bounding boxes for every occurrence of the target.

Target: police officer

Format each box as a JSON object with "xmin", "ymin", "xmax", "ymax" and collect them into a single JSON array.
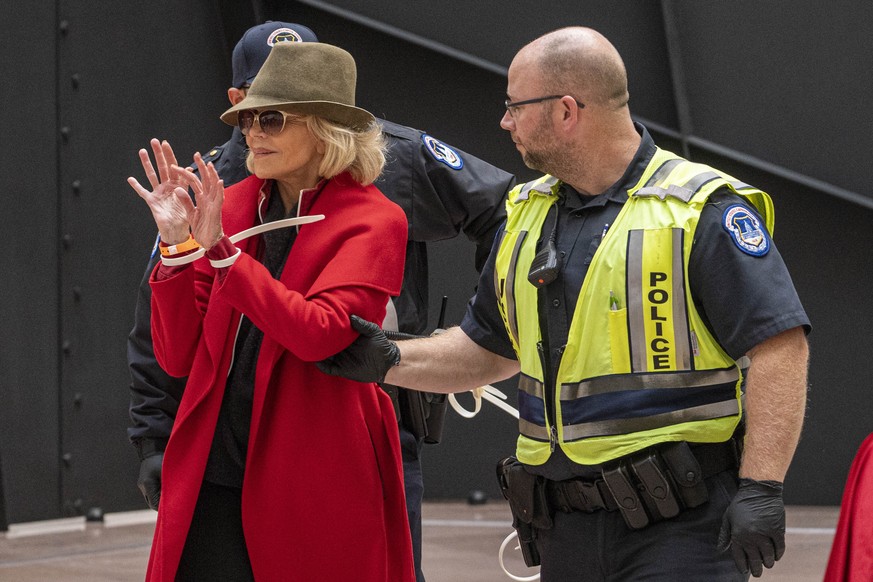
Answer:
[
  {"xmin": 127, "ymin": 21, "xmax": 514, "ymax": 582},
  {"xmin": 318, "ymin": 27, "xmax": 810, "ymax": 580}
]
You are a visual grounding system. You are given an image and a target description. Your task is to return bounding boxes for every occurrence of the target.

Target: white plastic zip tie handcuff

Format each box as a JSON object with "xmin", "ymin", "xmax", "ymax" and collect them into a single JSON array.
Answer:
[
  {"xmin": 448, "ymin": 384, "xmax": 520, "ymax": 419},
  {"xmin": 498, "ymin": 531, "xmax": 541, "ymax": 581},
  {"xmin": 160, "ymin": 214, "xmax": 325, "ymax": 266},
  {"xmin": 209, "ymin": 248, "xmax": 242, "ymax": 269}
]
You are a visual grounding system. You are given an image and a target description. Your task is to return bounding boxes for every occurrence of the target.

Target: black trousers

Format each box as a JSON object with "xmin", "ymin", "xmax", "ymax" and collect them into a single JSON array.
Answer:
[
  {"xmin": 176, "ymin": 480, "xmax": 254, "ymax": 581},
  {"xmin": 535, "ymin": 470, "xmax": 750, "ymax": 581},
  {"xmin": 399, "ymin": 425, "xmax": 425, "ymax": 582}
]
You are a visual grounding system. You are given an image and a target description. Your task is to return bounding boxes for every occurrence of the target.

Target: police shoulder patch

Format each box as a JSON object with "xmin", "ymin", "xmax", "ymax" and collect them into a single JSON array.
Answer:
[
  {"xmin": 722, "ymin": 204, "xmax": 770, "ymax": 256},
  {"xmin": 422, "ymin": 134, "xmax": 464, "ymax": 170}
]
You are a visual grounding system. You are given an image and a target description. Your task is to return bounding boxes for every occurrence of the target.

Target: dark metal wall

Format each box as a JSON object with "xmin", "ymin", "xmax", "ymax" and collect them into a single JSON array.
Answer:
[
  {"xmin": 1, "ymin": 0, "xmax": 253, "ymax": 524},
  {"xmin": 0, "ymin": 0, "xmax": 61, "ymax": 527},
  {"xmin": 0, "ymin": 0, "xmax": 869, "ymax": 524}
]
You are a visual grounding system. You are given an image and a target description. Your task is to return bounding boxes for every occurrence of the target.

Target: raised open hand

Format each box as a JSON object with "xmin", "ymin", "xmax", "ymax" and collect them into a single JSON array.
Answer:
[
  {"xmin": 174, "ymin": 152, "xmax": 225, "ymax": 250},
  {"xmin": 127, "ymin": 139, "xmax": 195, "ymax": 245}
]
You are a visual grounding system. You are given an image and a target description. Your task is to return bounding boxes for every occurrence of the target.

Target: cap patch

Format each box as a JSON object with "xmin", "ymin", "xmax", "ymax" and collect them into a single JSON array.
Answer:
[
  {"xmin": 268, "ymin": 28, "xmax": 305, "ymax": 45},
  {"xmin": 722, "ymin": 204, "xmax": 769, "ymax": 256},
  {"xmin": 422, "ymin": 134, "xmax": 464, "ymax": 170}
]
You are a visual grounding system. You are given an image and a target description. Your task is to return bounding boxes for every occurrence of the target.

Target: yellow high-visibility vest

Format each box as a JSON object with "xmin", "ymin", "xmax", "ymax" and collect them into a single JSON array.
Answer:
[{"xmin": 495, "ymin": 147, "xmax": 774, "ymax": 465}]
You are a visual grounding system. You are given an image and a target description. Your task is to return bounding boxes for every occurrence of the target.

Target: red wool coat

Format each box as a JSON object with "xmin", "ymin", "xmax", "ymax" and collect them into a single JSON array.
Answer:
[
  {"xmin": 146, "ymin": 173, "xmax": 414, "ymax": 582},
  {"xmin": 824, "ymin": 432, "xmax": 873, "ymax": 582}
]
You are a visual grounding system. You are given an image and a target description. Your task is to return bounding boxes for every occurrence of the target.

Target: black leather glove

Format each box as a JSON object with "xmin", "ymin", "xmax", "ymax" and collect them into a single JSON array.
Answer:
[
  {"xmin": 137, "ymin": 453, "xmax": 163, "ymax": 511},
  {"xmin": 317, "ymin": 315, "xmax": 400, "ymax": 383},
  {"xmin": 718, "ymin": 478, "xmax": 785, "ymax": 577}
]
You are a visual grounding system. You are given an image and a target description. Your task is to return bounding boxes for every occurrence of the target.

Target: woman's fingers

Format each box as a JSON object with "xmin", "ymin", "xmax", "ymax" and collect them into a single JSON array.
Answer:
[
  {"xmin": 161, "ymin": 140, "xmax": 180, "ymax": 171},
  {"xmin": 172, "ymin": 164, "xmax": 201, "ymax": 198},
  {"xmin": 149, "ymin": 139, "xmax": 170, "ymax": 184},
  {"xmin": 127, "ymin": 176, "xmax": 151, "ymax": 199},
  {"xmin": 205, "ymin": 161, "xmax": 222, "ymax": 193},
  {"xmin": 138, "ymin": 148, "xmax": 160, "ymax": 191},
  {"xmin": 191, "ymin": 151, "xmax": 208, "ymax": 178}
]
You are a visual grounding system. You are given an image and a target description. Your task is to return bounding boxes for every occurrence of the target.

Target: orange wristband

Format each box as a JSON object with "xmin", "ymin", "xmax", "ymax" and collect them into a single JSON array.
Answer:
[{"xmin": 159, "ymin": 234, "xmax": 201, "ymax": 257}]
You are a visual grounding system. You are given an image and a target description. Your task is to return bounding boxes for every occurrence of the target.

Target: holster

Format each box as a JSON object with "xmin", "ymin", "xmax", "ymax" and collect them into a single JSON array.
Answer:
[
  {"xmin": 422, "ymin": 393, "xmax": 447, "ymax": 444},
  {"xmin": 496, "ymin": 457, "xmax": 552, "ymax": 567},
  {"xmin": 385, "ymin": 384, "xmax": 448, "ymax": 444}
]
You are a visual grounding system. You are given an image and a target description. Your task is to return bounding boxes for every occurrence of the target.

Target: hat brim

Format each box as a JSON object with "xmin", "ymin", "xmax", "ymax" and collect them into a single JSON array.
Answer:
[{"xmin": 220, "ymin": 96, "xmax": 375, "ymax": 132}]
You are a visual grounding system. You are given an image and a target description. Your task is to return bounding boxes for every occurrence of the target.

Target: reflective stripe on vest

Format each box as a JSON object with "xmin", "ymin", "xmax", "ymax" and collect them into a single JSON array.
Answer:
[
  {"xmin": 496, "ymin": 148, "xmax": 773, "ymax": 465},
  {"xmin": 627, "ymin": 228, "xmax": 692, "ymax": 372}
]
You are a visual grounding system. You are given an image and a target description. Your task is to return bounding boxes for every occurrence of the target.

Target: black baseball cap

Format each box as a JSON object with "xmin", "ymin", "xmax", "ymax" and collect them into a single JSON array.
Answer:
[{"xmin": 231, "ymin": 21, "xmax": 319, "ymax": 88}]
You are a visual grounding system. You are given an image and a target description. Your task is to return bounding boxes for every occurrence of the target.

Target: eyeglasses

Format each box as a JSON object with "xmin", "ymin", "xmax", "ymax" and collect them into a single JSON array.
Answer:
[
  {"xmin": 504, "ymin": 95, "xmax": 585, "ymax": 117},
  {"xmin": 238, "ymin": 110, "xmax": 302, "ymax": 136}
]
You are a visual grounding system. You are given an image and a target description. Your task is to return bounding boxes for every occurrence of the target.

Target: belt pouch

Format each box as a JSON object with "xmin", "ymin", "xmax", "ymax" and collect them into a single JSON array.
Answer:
[
  {"xmin": 628, "ymin": 452, "xmax": 681, "ymax": 520},
  {"xmin": 601, "ymin": 462, "xmax": 650, "ymax": 530},
  {"xmin": 659, "ymin": 441, "xmax": 709, "ymax": 509}
]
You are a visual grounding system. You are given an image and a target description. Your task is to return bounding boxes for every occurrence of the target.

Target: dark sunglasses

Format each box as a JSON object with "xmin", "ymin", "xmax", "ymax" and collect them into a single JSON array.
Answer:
[{"xmin": 238, "ymin": 110, "xmax": 302, "ymax": 136}]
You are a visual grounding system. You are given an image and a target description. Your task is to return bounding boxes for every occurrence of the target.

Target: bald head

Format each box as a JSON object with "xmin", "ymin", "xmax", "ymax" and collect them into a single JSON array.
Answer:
[
  {"xmin": 504, "ymin": 28, "xmax": 640, "ymax": 194},
  {"xmin": 519, "ymin": 27, "xmax": 629, "ymax": 109}
]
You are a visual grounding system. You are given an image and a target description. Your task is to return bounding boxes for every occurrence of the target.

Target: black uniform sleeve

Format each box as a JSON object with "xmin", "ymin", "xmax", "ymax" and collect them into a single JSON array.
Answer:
[
  {"xmin": 459, "ymin": 223, "xmax": 517, "ymax": 360},
  {"xmin": 377, "ymin": 120, "xmax": 514, "ymax": 270},
  {"xmin": 200, "ymin": 129, "xmax": 250, "ymax": 187},
  {"xmin": 689, "ymin": 191, "xmax": 811, "ymax": 359},
  {"xmin": 126, "ymin": 245, "xmax": 184, "ymax": 456}
]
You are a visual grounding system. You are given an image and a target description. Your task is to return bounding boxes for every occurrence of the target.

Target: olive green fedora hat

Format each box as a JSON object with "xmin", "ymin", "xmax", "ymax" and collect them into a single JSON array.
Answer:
[{"xmin": 220, "ymin": 42, "xmax": 374, "ymax": 131}]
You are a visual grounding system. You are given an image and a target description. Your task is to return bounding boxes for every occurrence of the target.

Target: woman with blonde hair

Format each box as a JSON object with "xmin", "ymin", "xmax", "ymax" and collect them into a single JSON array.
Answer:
[{"xmin": 128, "ymin": 42, "xmax": 413, "ymax": 581}]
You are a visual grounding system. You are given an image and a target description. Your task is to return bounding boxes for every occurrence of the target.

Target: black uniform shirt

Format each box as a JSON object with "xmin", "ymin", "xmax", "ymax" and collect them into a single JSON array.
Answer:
[
  {"xmin": 460, "ymin": 124, "xmax": 811, "ymax": 480},
  {"xmin": 375, "ymin": 120, "xmax": 514, "ymax": 334},
  {"xmin": 200, "ymin": 127, "xmax": 250, "ymax": 186}
]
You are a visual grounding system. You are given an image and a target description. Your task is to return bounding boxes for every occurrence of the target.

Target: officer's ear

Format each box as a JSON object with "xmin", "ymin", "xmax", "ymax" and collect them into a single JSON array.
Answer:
[
  {"xmin": 227, "ymin": 87, "xmax": 248, "ymax": 106},
  {"xmin": 559, "ymin": 96, "xmax": 581, "ymax": 122}
]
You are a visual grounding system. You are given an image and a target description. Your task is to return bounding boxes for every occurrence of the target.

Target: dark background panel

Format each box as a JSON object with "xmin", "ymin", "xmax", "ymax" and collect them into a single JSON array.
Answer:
[
  {"xmin": 0, "ymin": 2, "xmax": 62, "ymax": 524},
  {"xmin": 672, "ymin": 0, "xmax": 873, "ymax": 199},
  {"xmin": 288, "ymin": 0, "xmax": 679, "ymax": 129},
  {"xmin": 52, "ymin": 0, "xmax": 255, "ymax": 517}
]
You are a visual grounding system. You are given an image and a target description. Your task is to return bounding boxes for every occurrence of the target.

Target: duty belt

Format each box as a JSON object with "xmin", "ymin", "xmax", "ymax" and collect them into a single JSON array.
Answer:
[
  {"xmin": 545, "ymin": 437, "xmax": 741, "ymax": 517},
  {"xmin": 546, "ymin": 476, "xmax": 618, "ymax": 513}
]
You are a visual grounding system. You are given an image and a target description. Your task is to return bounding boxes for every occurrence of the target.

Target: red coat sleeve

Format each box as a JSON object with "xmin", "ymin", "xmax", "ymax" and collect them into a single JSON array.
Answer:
[
  {"xmin": 149, "ymin": 261, "xmax": 214, "ymax": 377},
  {"xmin": 217, "ymin": 189, "xmax": 408, "ymax": 360},
  {"xmin": 215, "ymin": 254, "xmax": 393, "ymax": 362}
]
